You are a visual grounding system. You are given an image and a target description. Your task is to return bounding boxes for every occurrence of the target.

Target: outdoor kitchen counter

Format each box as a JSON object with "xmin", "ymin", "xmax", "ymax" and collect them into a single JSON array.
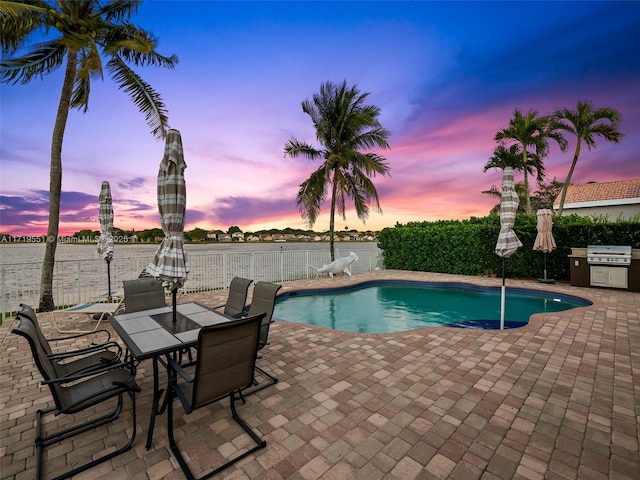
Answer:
[{"xmin": 569, "ymin": 247, "xmax": 640, "ymax": 291}]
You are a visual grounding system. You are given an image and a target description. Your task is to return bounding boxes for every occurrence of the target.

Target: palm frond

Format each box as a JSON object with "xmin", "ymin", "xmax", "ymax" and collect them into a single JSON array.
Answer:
[
  {"xmin": 70, "ymin": 43, "xmax": 104, "ymax": 110},
  {"xmin": 0, "ymin": 0, "xmax": 48, "ymax": 53},
  {"xmin": 107, "ymin": 55, "xmax": 169, "ymax": 139},
  {"xmin": 71, "ymin": 61, "xmax": 91, "ymax": 110},
  {"xmin": 343, "ymin": 170, "xmax": 371, "ymax": 221},
  {"xmin": 284, "ymin": 139, "xmax": 322, "ymax": 160},
  {"xmin": 0, "ymin": 0, "xmax": 46, "ymax": 17},
  {"xmin": 0, "ymin": 40, "xmax": 66, "ymax": 83},
  {"xmin": 99, "ymin": 0, "xmax": 140, "ymax": 22},
  {"xmin": 296, "ymin": 166, "xmax": 327, "ymax": 226},
  {"xmin": 106, "ymin": 24, "xmax": 178, "ymax": 68}
]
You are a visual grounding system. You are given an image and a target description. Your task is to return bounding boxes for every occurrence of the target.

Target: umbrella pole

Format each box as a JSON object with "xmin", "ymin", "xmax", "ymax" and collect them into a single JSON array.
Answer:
[
  {"xmin": 172, "ymin": 287, "xmax": 177, "ymax": 323},
  {"xmin": 106, "ymin": 258, "xmax": 112, "ymax": 302},
  {"xmin": 537, "ymin": 252, "xmax": 556, "ymax": 284},
  {"xmin": 500, "ymin": 257, "xmax": 506, "ymax": 330}
]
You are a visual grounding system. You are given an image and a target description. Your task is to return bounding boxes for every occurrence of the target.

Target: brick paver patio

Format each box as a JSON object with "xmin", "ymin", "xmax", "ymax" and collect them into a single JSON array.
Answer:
[{"xmin": 1, "ymin": 270, "xmax": 638, "ymax": 479}]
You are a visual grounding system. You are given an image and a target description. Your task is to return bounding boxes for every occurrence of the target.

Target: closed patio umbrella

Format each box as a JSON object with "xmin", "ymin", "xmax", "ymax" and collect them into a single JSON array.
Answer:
[
  {"xmin": 147, "ymin": 129, "xmax": 189, "ymax": 322},
  {"xmin": 96, "ymin": 181, "xmax": 115, "ymax": 301},
  {"xmin": 533, "ymin": 208, "xmax": 556, "ymax": 283},
  {"xmin": 494, "ymin": 167, "xmax": 522, "ymax": 329}
]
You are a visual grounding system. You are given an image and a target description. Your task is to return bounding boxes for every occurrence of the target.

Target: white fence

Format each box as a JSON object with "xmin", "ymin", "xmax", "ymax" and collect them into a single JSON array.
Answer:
[{"xmin": 0, "ymin": 247, "xmax": 383, "ymax": 320}]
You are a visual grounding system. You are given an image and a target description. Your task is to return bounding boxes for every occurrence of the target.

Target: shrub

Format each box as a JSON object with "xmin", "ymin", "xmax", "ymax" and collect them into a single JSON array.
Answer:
[{"xmin": 378, "ymin": 215, "xmax": 639, "ymax": 280}]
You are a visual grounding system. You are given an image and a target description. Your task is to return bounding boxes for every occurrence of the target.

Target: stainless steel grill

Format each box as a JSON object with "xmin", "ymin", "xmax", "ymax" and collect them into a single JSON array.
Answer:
[{"xmin": 587, "ymin": 245, "xmax": 632, "ymax": 265}]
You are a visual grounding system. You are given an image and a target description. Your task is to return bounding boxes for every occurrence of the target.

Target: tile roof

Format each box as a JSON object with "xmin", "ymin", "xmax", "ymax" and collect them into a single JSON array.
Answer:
[{"xmin": 553, "ymin": 178, "xmax": 640, "ymax": 205}]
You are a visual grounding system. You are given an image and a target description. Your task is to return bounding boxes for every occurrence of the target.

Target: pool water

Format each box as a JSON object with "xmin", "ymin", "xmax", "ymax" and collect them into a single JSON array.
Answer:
[{"xmin": 273, "ymin": 281, "xmax": 592, "ymax": 333}]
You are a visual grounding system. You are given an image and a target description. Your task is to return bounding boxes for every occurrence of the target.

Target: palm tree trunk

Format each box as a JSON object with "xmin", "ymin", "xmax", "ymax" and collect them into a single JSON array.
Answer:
[
  {"xmin": 329, "ymin": 176, "xmax": 338, "ymax": 262},
  {"xmin": 521, "ymin": 149, "xmax": 532, "ymax": 214},
  {"xmin": 39, "ymin": 49, "xmax": 77, "ymax": 311},
  {"xmin": 557, "ymin": 140, "xmax": 582, "ymax": 217}
]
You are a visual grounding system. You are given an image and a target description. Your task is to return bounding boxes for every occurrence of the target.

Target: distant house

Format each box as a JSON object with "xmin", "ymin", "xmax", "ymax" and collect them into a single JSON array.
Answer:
[{"xmin": 553, "ymin": 179, "xmax": 640, "ymax": 220}]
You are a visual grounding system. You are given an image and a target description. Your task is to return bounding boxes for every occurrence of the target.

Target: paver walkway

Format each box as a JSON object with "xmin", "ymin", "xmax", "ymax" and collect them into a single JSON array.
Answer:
[{"xmin": 1, "ymin": 270, "xmax": 638, "ymax": 479}]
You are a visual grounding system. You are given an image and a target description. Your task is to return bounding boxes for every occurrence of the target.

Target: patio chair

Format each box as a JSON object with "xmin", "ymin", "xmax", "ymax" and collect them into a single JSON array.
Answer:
[
  {"xmin": 123, "ymin": 276, "xmax": 197, "ymax": 364},
  {"xmin": 123, "ymin": 277, "xmax": 166, "ymax": 313},
  {"xmin": 241, "ymin": 281, "xmax": 282, "ymax": 395},
  {"xmin": 17, "ymin": 304, "xmax": 122, "ymax": 377},
  {"xmin": 212, "ymin": 276, "xmax": 253, "ymax": 317},
  {"xmin": 88, "ymin": 269, "xmax": 150, "ymax": 316},
  {"xmin": 167, "ymin": 313, "xmax": 267, "ymax": 480},
  {"xmin": 12, "ymin": 312, "xmax": 138, "ymax": 480}
]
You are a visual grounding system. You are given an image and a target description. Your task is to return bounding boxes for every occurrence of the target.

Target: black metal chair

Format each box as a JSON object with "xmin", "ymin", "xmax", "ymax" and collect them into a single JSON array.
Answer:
[
  {"xmin": 123, "ymin": 277, "xmax": 166, "ymax": 313},
  {"xmin": 17, "ymin": 303, "xmax": 122, "ymax": 377},
  {"xmin": 167, "ymin": 313, "xmax": 267, "ymax": 480},
  {"xmin": 242, "ymin": 281, "xmax": 282, "ymax": 395},
  {"xmin": 12, "ymin": 312, "xmax": 138, "ymax": 480},
  {"xmin": 212, "ymin": 276, "xmax": 253, "ymax": 317}
]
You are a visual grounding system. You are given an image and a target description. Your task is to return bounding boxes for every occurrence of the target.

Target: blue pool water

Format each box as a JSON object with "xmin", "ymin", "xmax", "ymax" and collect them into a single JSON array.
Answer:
[{"xmin": 273, "ymin": 281, "xmax": 592, "ymax": 333}]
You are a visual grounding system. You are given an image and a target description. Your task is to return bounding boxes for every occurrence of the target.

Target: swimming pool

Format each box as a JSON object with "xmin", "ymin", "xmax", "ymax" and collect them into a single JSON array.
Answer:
[{"xmin": 273, "ymin": 280, "xmax": 592, "ymax": 333}]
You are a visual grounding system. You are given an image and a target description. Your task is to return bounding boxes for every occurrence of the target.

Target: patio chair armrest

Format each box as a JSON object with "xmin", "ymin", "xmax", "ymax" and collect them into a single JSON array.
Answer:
[
  {"xmin": 47, "ymin": 341, "xmax": 123, "ymax": 362},
  {"xmin": 48, "ymin": 328, "xmax": 112, "ymax": 344},
  {"xmin": 42, "ymin": 361, "xmax": 136, "ymax": 386},
  {"xmin": 168, "ymin": 358, "xmax": 194, "ymax": 383},
  {"xmin": 56, "ymin": 372, "xmax": 139, "ymax": 415}
]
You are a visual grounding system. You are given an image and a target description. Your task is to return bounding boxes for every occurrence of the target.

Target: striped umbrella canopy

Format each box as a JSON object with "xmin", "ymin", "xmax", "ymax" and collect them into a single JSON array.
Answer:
[
  {"xmin": 147, "ymin": 129, "xmax": 189, "ymax": 294},
  {"xmin": 96, "ymin": 181, "xmax": 114, "ymax": 261},
  {"xmin": 533, "ymin": 208, "xmax": 556, "ymax": 253},
  {"xmin": 533, "ymin": 208, "xmax": 556, "ymax": 282},
  {"xmin": 96, "ymin": 181, "xmax": 115, "ymax": 299},
  {"xmin": 494, "ymin": 167, "xmax": 522, "ymax": 329},
  {"xmin": 495, "ymin": 167, "xmax": 523, "ymax": 258}
]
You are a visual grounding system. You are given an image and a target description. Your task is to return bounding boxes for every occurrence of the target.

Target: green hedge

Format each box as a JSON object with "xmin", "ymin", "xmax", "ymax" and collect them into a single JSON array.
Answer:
[{"xmin": 377, "ymin": 215, "xmax": 640, "ymax": 280}]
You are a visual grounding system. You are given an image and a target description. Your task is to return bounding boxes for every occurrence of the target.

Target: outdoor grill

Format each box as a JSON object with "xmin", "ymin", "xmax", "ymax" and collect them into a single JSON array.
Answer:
[
  {"xmin": 587, "ymin": 245, "xmax": 632, "ymax": 289},
  {"xmin": 586, "ymin": 245, "xmax": 632, "ymax": 265}
]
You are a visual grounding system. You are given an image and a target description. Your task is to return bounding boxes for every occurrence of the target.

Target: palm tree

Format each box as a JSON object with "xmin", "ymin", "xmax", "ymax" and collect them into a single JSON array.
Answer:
[
  {"xmin": 495, "ymin": 109, "xmax": 566, "ymax": 214},
  {"xmin": 284, "ymin": 80, "xmax": 391, "ymax": 261},
  {"xmin": 1, "ymin": 0, "xmax": 176, "ymax": 311},
  {"xmin": 483, "ymin": 143, "xmax": 547, "ymax": 179},
  {"xmin": 482, "ymin": 182, "xmax": 530, "ymax": 215},
  {"xmin": 553, "ymin": 100, "xmax": 624, "ymax": 216}
]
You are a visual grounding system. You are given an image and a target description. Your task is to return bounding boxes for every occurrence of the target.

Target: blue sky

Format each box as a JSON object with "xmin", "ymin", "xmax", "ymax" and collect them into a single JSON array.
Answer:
[{"xmin": 1, "ymin": 0, "xmax": 639, "ymax": 236}]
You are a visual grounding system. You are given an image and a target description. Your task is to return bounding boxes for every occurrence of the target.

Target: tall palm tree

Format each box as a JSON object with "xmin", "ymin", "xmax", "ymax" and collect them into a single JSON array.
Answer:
[
  {"xmin": 284, "ymin": 80, "xmax": 391, "ymax": 261},
  {"xmin": 553, "ymin": 100, "xmax": 624, "ymax": 216},
  {"xmin": 1, "ymin": 0, "xmax": 177, "ymax": 311},
  {"xmin": 495, "ymin": 109, "xmax": 566, "ymax": 214}
]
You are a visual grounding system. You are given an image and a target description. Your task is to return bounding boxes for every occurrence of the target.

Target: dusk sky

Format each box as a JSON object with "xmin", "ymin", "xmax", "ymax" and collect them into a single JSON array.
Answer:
[{"xmin": 1, "ymin": 1, "xmax": 639, "ymax": 237}]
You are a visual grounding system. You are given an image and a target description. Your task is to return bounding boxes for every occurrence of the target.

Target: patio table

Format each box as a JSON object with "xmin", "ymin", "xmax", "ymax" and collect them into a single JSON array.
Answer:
[{"xmin": 110, "ymin": 302, "xmax": 231, "ymax": 448}]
